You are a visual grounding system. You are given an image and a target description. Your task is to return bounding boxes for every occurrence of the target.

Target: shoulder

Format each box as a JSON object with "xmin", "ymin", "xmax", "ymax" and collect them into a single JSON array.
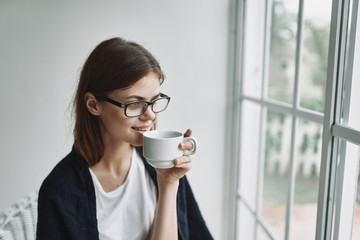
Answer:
[
  {"xmin": 39, "ymin": 148, "xmax": 90, "ymax": 200},
  {"xmin": 37, "ymin": 148, "xmax": 99, "ymax": 239}
]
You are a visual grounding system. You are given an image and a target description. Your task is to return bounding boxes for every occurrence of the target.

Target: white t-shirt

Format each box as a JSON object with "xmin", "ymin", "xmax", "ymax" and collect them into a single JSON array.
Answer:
[{"xmin": 89, "ymin": 148, "xmax": 157, "ymax": 240}]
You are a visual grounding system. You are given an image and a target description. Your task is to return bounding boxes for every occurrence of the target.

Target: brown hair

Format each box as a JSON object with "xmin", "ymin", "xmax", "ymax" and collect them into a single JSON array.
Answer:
[{"xmin": 73, "ymin": 37, "xmax": 164, "ymax": 166}]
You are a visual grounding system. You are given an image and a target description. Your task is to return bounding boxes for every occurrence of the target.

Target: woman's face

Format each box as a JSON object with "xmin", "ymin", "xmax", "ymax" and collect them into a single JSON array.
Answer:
[{"xmin": 98, "ymin": 72, "xmax": 161, "ymax": 147}]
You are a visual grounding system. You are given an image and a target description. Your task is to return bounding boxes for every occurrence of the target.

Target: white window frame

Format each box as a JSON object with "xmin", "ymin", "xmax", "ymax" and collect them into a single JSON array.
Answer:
[{"xmin": 223, "ymin": 0, "xmax": 360, "ymax": 239}]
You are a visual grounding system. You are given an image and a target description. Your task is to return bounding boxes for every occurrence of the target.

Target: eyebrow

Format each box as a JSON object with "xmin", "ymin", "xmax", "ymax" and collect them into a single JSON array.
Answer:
[{"xmin": 125, "ymin": 93, "xmax": 161, "ymax": 101}]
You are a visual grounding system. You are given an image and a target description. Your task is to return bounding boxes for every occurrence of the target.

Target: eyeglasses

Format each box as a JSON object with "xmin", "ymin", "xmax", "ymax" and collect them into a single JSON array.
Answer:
[{"xmin": 95, "ymin": 93, "xmax": 171, "ymax": 117}]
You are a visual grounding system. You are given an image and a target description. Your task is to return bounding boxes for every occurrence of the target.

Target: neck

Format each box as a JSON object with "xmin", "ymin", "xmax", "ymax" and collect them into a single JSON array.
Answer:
[
  {"xmin": 90, "ymin": 142, "xmax": 134, "ymax": 192},
  {"xmin": 103, "ymin": 141, "xmax": 132, "ymax": 170}
]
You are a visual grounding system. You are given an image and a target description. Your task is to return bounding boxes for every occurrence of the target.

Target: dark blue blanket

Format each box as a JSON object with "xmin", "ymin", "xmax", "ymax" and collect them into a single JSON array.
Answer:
[{"xmin": 36, "ymin": 147, "xmax": 213, "ymax": 240}]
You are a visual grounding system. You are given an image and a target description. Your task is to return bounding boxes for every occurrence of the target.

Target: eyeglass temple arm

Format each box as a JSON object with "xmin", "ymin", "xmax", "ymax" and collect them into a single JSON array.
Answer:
[
  {"xmin": 95, "ymin": 96, "xmax": 126, "ymax": 108},
  {"xmin": 160, "ymin": 93, "xmax": 170, "ymax": 99}
]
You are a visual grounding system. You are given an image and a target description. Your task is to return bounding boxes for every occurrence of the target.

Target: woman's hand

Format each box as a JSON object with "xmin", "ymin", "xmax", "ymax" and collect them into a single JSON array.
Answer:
[
  {"xmin": 155, "ymin": 129, "xmax": 194, "ymax": 188},
  {"xmin": 149, "ymin": 129, "xmax": 194, "ymax": 240}
]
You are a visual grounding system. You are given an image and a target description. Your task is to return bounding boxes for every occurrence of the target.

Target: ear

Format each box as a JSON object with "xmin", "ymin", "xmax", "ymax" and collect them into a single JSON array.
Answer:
[{"xmin": 85, "ymin": 92, "xmax": 102, "ymax": 116}]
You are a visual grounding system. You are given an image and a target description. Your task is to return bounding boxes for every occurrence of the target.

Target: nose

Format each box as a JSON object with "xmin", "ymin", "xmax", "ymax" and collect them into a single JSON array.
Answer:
[{"xmin": 139, "ymin": 105, "xmax": 157, "ymax": 121}]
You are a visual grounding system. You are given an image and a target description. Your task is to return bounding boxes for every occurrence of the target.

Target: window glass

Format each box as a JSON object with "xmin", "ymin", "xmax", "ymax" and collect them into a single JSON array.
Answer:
[
  {"xmin": 257, "ymin": 225, "xmax": 272, "ymax": 239},
  {"xmin": 261, "ymin": 109, "xmax": 292, "ymax": 239},
  {"xmin": 239, "ymin": 100, "xmax": 262, "ymax": 209},
  {"xmin": 353, "ymin": 155, "xmax": 360, "ymax": 239},
  {"xmin": 233, "ymin": 0, "xmax": 360, "ymax": 239},
  {"xmin": 290, "ymin": 119, "xmax": 322, "ymax": 239},
  {"xmin": 352, "ymin": 158, "xmax": 360, "ymax": 239},
  {"xmin": 341, "ymin": 0, "xmax": 360, "ymax": 131},
  {"xmin": 332, "ymin": 139, "xmax": 360, "ymax": 239},
  {"xmin": 299, "ymin": 0, "xmax": 331, "ymax": 113},
  {"xmin": 267, "ymin": 0, "xmax": 298, "ymax": 104},
  {"xmin": 237, "ymin": 202, "xmax": 255, "ymax": 240},
  {"xmin": 243, "ymin": 0, "xmax": 266, "ymax": 98},
  {"xmin": 331, "ymin": 139, "xmax": 341, "ymax": 239}
]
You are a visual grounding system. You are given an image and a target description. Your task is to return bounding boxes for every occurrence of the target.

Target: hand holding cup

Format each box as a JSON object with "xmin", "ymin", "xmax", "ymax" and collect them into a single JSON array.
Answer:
[
  {"xmin": 143, "ymin": 129, "xmax": 196, "ymax": 186},
  {"xmin": 143, "ymin": 129, "xmax": 197, "ymax": 169}
]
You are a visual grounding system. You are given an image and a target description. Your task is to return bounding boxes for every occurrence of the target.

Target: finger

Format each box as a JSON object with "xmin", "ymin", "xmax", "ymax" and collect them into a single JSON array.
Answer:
[
  {"xmin": 184, "ymin": 129, "xmax": 192, "ymax": 137},
  {"xmin": 179, "ymin": 140, "xmax": 195, "ymax": 151},
  {"xmin": 174, "ymin": 155, "xmax": 192, "ymax": 165},
  {"xmin": 174, "ymin": 159, "xmax": 193, "ymax": 169},
  {"xmin": 174, "ymin": 162, "xmax": 192, "ymax": 170}
]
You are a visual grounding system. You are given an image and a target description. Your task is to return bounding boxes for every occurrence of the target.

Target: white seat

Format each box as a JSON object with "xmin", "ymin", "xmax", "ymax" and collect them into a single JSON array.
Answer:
[{"xmin": 0, "ymin": 192, "xmax": 38, "ymax": 240}]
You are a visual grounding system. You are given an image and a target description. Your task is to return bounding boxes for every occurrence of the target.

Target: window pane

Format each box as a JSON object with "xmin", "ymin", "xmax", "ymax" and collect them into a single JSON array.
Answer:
[
  {"xmin": 257, "ymin": 225, "xmax": 272, "ymax": 240},
  {"xmin": 239, "ymin": 100, "xmax": 262, "ymax": 209},
  {"xmin": 299, "ymin": 0, "xmax": 331, "ymax": 113},
  {"xmin": 237, "ymin": 201, "xmax": 255, "ymax": 240},
  {"xmin": 332, "ymin": 139, "xmax": 360, "ymax": 239},
  {"xmin": 243, "ymin": 0, "xmax": 266, "ymax": 98},
  {"xmin": 291, "ymin": 119, "xmax": 322, "ymax": 239},
  {"xmin": 261, "ymin": 109, "xmax": 292, "ymax": 239},
  {"xmin": 354, "ymin": 156, "xmax": 360, "ymax": 239},
  {"xmin": 267, "ymin": 0, "xmax": 298, "ymax": 104},
  {"xmin": 341, "ymin": 0, "xmax": 360, "ymax": 131}
]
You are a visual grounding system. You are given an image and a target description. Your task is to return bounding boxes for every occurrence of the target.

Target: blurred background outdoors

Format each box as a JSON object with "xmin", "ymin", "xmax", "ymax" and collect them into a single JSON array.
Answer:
[{"xmin": 237, "ymin": 0, "xmax": 360, "ymax": 239}]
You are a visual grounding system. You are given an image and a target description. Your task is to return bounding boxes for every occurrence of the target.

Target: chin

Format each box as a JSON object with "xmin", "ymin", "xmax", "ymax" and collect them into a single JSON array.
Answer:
[
  {"xmin": 132, "ymin": 142, "xmax": 143, "ymax": 147},
  {"xmin": 131, "ymin": 137, "xmax": 144, "ymax": 147}
]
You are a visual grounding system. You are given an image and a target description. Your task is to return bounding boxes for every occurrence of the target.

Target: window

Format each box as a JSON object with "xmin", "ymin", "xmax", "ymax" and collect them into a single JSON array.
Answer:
[{"xmin": 224, "ymin": 0, "xmax": 360, "ymax": 239}]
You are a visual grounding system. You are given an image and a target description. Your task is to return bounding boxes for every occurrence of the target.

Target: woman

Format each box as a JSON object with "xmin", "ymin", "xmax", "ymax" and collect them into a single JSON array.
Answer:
[{"xmin": 36, "ymin": 37, "xmax": 213, "ymax": 240}]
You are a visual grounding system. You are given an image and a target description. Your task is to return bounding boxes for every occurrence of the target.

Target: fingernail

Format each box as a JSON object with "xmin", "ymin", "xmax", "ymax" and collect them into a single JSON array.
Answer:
[{"xmin": 180, "ymin": 143, "xmax": 185, "ymax": 148}]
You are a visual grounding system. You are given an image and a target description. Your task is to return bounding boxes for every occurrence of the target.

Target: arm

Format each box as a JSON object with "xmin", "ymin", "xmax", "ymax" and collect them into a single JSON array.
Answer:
[
  {"xmin": 148, "ymin": 179, "xmax": 180, "ymax": 240},
  {"xmin": 36, "ymin": 164, "xmax": 98, "ymax": 240},
  {"xmin": 36, "ymin": 182, "xmax": 69, "ymax": 240},
  {"xmin": 148, "ymin": 129, "xmax": 194, "ymax": 240}
]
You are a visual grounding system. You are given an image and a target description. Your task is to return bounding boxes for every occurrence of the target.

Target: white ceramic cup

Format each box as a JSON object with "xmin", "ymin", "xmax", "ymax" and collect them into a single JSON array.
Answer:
[{"xmin": 143, "ymin": 130, "xmax": 198, "ymax": 169}]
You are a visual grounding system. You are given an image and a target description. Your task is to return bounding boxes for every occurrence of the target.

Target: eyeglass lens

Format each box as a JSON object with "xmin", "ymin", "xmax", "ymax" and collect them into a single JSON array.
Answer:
[{"xmin": 126, "ymin": 98, "xmax": 169, "ymax": 117}]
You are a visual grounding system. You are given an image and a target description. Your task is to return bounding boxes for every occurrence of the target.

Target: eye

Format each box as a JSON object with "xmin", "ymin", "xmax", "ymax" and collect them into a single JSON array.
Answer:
[{"xmin": 127, "ymin": 101, "xmax": 145, "ymax": 110}]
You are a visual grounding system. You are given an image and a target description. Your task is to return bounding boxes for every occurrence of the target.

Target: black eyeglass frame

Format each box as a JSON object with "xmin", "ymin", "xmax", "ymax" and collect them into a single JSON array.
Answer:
[{"xmin": 95, "ymin": 93, "xmax": 171, "ymax": 117}]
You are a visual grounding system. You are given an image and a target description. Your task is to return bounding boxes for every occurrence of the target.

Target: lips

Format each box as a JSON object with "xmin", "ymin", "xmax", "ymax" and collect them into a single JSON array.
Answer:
[{"xmin": 132, "ymin": 126, "xmax": 151, "ymax": 134}]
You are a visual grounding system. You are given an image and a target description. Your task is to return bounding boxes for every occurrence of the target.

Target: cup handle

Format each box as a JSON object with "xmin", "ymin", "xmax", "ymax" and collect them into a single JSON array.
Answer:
[{"xmin": 182, "ymin": 137, "xmax": 197, "ymax": 155}]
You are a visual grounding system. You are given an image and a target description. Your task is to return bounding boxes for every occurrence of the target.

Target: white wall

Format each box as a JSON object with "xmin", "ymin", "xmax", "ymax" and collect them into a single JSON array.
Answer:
[{"xmin": 0, "ymin": 0, "xmax": 229, "ymax": 238}]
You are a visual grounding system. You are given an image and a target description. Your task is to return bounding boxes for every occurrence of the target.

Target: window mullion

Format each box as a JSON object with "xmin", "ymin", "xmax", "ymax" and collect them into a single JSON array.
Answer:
[
  {"xmin": 241, "ymin": 95, "xmax": 324, "ymax": 124},
  {"xmin": 284, "ymin": 0, "xmax": 305, "ymax": 239},
  {"xmin": 254, "ymin": 104, "xmax": 266, "ymax": 239},
  {"xmin": 332, "ymin": 124, "xmax": 360, "ymax": 146},
  {"xmin": 333, "ymin": 139, "xmax": 360, "ymax": 239},
  {"xmin": 341, "ymin": 0, "xmax": 359, "ymax": 126},
  {"xmin": 284, "ymin": 116, "xmax": 298, "ymax": 240},
  {"xmin": 261, "ymin": 0, "xmax": 272, "ymax": 102},
  {"xmin": 293, "ymin": 0, "xmax": 304, "ymax": 109},
  {"xmin": 315, "ymin": 0, "xmax": 351, "ymax": 239},
  {"xmin": 253, "ymin": 0, "xmax": 273, "ymax": 239},
  {"xmin": 224, "ymin": 0, "xmax": 246, "ymax": 239},
  {"xmin": 333, "ymin": 3, "xmax": 360, "ymax": 237}
]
